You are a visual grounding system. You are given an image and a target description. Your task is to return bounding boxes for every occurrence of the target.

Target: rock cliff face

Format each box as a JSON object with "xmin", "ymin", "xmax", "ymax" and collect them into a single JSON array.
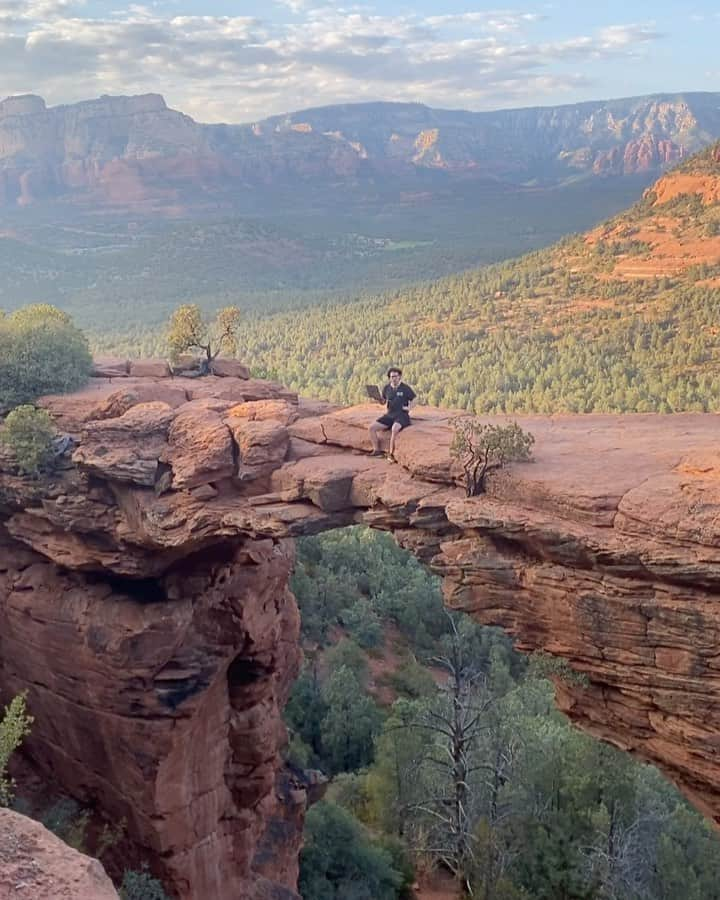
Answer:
[
  {"xmin": 2, "ymin": 92, "xmax": 720, "ymax": 208},
  {"xmin": 3, "ymin": 368, "xmax": 720, "ymax": 895}
]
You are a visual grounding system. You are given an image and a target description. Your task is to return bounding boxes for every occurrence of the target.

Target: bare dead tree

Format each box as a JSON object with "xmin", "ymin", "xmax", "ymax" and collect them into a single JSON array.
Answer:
[{"xmin": 407, "ymin": 615, "xmax": 495, "ymax": 895}]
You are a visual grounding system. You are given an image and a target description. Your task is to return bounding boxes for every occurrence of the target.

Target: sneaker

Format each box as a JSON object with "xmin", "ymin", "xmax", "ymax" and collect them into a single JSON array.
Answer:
[{"xmin": 386, "ymin": 452, "xmax": 397, "ymax": 463}]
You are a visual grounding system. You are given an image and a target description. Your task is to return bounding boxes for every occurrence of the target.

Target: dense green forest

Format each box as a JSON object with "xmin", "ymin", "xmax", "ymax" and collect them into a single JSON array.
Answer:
[
  {"xmin": 92, "ymin": 254, "xmax": 720, "ymax": 416},
  {"xmin": 289, "ymin": 528, "xmax": 720, "ymax": 900}
]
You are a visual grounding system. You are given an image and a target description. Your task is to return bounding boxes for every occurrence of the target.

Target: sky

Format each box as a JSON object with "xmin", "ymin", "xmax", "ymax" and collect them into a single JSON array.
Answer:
[{"xmin": 0, "ymin": 0, "xmax": 719, "ymax": 123}]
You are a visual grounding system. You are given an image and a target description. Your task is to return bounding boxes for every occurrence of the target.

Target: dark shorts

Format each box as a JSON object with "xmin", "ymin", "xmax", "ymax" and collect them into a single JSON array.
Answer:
[{"xmin": 377, "ymin": 412, "xmax": 411, "ymax": 430}]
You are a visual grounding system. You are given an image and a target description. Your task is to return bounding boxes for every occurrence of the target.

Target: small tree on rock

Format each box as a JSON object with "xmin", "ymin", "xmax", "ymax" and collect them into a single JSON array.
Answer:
[
  {"xmin": 0, "ymin": 693, "xmax": 33, "ymax": 806},
  {"xmin": 451, "ymin": 418, "xmax": 534, "ymax": 496},
  {"xmin": 167, "ymin": 304, "xmax": 241, "ymax": 368},
  {"xmin": 1, "ymin": 405, "xmax": 56, "ymax": 476}
]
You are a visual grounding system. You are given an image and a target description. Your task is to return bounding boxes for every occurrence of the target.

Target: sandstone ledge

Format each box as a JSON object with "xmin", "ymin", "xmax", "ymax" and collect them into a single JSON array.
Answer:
[{"xmin": 3, "ymin": 372, "xmax": 720, "ymax": 895}]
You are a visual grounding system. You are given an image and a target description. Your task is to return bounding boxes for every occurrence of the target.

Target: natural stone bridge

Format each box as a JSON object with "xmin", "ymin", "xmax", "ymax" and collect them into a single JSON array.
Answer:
[{"xmin": 2, "ymin": 366, "xmax": 720, "ymax": 899}]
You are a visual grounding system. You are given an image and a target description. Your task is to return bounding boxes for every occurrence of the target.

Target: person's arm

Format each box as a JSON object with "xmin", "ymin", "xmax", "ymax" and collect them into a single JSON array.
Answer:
[{"xmin": 403, "ymin": 386, "xmax": 417, "ymax": 411}]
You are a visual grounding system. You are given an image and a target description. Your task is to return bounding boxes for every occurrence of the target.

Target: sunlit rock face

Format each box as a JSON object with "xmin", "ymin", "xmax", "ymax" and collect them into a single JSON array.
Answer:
[{"xmin": 3, "ymin": 366, "xmax": 720, "ymax": 895}]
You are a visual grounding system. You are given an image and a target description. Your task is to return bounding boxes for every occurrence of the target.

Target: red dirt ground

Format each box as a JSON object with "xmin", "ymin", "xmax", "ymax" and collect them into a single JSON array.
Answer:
[{"xmin": 414, "ymin": 869, "xmax": 461, "ymax": 900}]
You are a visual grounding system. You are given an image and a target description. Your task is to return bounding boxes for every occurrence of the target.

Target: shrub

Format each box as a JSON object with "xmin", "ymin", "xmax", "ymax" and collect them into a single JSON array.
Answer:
[
  {"xmin": 299, "ymin": 801, "xmax": 404, "ymax": 900},
  {"xmin": 529, "ymin": 650, "xmax": 590, "ymax": 687},
  {"xmin": 388, "ymin": 658, "xmax": 436, "ymax": 699},
  {"xmin": 342, "ymin": 600, "xmax": 384, "ymax": 649},
  {"xmin": 120, "ymin": 865, "xmax": 170, "ymax": 900},
  {"xmin": 0, "ymin": 305, "xmax": 92, "ymax": 410},
  {"xmin": 0, "ymin": 693, "xmax": 33, "ymax": 806},
  {"xmin": 451, "ymin": 418, "xmax": 534, "ymax": 496},
  {"xmin": 1, "ymin": 405, "xmax": 56, "ymax": 475},
  {"xmin": 41, "ymin": 798, "xmax": 89, "ymax": 851}
]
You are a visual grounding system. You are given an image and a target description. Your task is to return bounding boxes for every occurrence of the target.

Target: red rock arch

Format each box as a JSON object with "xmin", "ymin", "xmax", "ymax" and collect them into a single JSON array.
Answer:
[{"xmin": 3, "ymin": 369, "xmax": 720, "ymax": 896}]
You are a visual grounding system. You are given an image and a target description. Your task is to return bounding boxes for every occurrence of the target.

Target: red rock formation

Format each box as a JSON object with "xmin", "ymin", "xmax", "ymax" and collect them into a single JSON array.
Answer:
[
  {"xmin": 0, "ymin": 527, "xmax": 302, "ymax": 899},
  {"xmin": 592, "ymin": 136, "xmax": 685, "ymax": 176},
  {"xmin": 0, "ymin": 808, "xmax": 119, "ymax": 899},
  {"xmin": 0, "ymin": 92, "xmax": 718, "ymax": 209},
  {"xmin": 4, "ymin": 371, "xmax": 720, "ymax": 894}
]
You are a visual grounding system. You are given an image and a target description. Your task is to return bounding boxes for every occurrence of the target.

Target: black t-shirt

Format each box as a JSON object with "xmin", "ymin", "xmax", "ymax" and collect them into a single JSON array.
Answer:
[{"xmin": 382, "ymin": 382, "xmax": 416, "ymax": 417}]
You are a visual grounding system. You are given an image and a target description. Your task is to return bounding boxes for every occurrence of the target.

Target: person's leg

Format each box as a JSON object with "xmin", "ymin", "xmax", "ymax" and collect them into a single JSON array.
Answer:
[
  {"xmin": 389, "ymin": 421, "xmax": 403, "ymax": 457},
  {"xmin": 369, "ymin": 421, "xmax": 389, "ymax": 453}
]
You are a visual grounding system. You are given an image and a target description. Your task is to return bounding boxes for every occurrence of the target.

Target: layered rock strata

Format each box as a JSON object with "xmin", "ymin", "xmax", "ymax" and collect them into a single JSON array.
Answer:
[{"xmin": 3, "ymin": 369, "xmax": 720, "ymax": 895}]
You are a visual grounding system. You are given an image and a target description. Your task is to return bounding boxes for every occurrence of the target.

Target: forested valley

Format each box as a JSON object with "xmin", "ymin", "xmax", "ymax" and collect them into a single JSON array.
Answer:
[{"xmin": 0, "ymin": 176, "xmax": 646, "ymax": 330}]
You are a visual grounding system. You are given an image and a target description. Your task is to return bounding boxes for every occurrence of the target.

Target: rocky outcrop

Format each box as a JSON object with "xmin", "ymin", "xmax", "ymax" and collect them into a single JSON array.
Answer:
[
  {"xmin": 592, "ymin": 135, "xmax": 686, "ymax": 175},
  {"xmin": 4, "ymin": 371, "xmax": 720, "ymax": 894},
  {"xmin": 652, "ymin": 171, "xmax": 720, "ymax": 206},
  {"xmin": 2, "ymin": 92, "xmax": 720, "ymax": 208},
  {"xmin": 0, "ymin": 808, "xmax": 118, "ymax": 900}
]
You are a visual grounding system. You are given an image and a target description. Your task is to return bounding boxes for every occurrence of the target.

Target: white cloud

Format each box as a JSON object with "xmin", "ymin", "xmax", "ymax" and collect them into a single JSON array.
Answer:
[
  {"xmin": 274, "ymin": 0, "xmax": 312, "ymax": 12},
  {"xmin": 597, "ymin": 23, "xmax": 661, "ymax": 49},
  {"xmin": 0, "ymin": 0, "xmax": 82, "ymax": 22},
  {"xmin": 0, "ymin": 4, "xmax": 665, "ymax": 122},
  {"xmin": 425, "ymin": 11, "xmax": 543, "ymax": 32}
]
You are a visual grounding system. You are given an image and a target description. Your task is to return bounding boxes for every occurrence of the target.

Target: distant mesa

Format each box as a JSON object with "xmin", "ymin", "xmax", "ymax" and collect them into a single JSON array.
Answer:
[
  {"xmin": 0, "ymin": 94, "xmax": 47, "ymax": 118},
  {"xmin": 2, "ymin": 91, "xmax": 720, "ymax": 210}
]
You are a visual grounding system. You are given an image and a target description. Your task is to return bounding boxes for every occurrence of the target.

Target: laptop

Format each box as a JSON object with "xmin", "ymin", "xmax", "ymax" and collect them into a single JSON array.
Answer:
[{"xmin": 365, "ymin": 384, "xmax": 384, "ymax": 403}]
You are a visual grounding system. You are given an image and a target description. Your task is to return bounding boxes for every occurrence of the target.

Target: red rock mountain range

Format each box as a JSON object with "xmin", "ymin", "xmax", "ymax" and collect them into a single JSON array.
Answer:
[{"xmin": 2, "ymin": 91, "xmax": 720, "ymax": 209}]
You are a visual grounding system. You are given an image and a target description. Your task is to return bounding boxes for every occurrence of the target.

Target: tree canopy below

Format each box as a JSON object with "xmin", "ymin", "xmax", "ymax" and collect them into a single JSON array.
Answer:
[{"xmin": 290, "ymin": 528, "xmax": 720, "ymax": 900}]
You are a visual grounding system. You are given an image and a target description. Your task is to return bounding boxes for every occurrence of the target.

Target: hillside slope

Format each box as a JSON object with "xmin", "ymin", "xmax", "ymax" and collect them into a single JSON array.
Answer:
[{"xmin": 220, "ymin": 143, "xmax": 720, "ymax": 414}]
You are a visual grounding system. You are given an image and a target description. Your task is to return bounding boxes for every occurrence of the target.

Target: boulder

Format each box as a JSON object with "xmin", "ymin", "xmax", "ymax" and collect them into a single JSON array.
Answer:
[
  {"xmin": 189, "ymin": 378, "xmax": 298, "ymax": 405},
  {"xmin": 270, "ymin": 454, "xmax": 386, "ymax": 512},
  {"xmin": 91, "ymin": 356, "xmax": 129, "ymax": 378},
  {"xmin": 129, "ymin": 359, "xmax": 171, "ymax": 378},
  {"xmin": 227, "ymin": 400, "xmax": 299, "ymax": 426},
  {"xmin": 162, "ymin": 407, "xmax": 235, "ymax": 490},
  {"xmin": 0, "ymin": 808, "xmax": 119, "ymax": 899},
  {"xmin": 295, "ymin": 398, "xmax": 339, "ymax": 419},
  {"xmin": 228, "ymin": 419, "xmax": 290, "ymax": 485},
  {"xmin": 84, "ymin": 384, "xmax": 188, "ymax": 422},
  {"xmin": 73, "ymin": 402, "xmax": 174, "ymax": 485},
  {"xmin": 211, "ymin": 358, "xmax": 251, "ymax": 379}
]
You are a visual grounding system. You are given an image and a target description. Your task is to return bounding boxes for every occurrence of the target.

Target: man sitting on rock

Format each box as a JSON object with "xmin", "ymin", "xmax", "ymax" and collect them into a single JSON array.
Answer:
[{"xmin": 369, "ymin": 367, "xmax": 417, "ymax": 462}]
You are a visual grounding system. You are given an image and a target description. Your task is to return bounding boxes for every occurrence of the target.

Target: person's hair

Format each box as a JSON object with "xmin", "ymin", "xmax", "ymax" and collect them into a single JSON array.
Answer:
[{"xmin": 387, "ymin": 367, "xmax": 402, "ymax": 377}]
